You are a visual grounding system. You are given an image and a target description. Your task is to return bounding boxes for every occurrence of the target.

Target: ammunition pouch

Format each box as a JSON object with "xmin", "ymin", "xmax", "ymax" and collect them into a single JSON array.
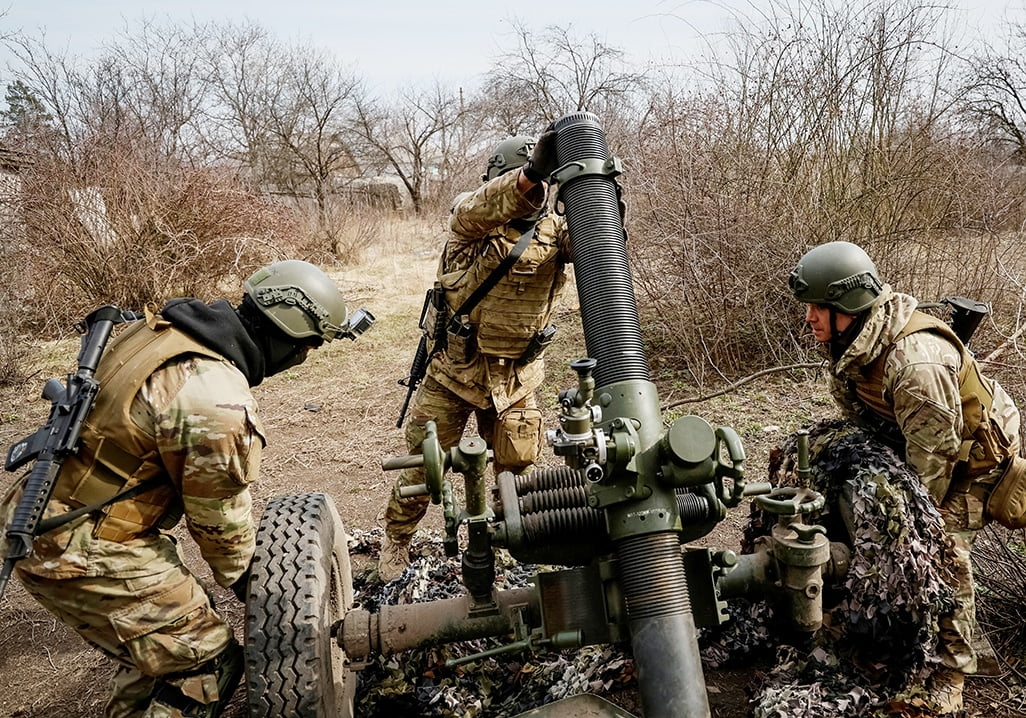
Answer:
[
  {"xmin": 986, "ymin": 455, "xmax": 1026, "ymax": 529},
  {"xmin": 515, "ymin": 324, "xmax": 557, "ymax": 367},
  {"xmin": 421, "ymin": 286, "xmax": 450, "ymax": 345},
  {"xmin": 493, "ymin": 406, "xmax": 543, "ymax": 471},
  {"xmin": 446, "ymin": 321, "xmax": 477, "ymax": 364}
]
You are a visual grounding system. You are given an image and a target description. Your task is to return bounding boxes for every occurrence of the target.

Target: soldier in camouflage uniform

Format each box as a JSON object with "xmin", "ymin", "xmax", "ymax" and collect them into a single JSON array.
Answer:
[
  {"xmin": 0, "ymin": 260, "xmax": 356, "ymax": 718},
  {"xmin": 789, "ymin": 241, "xmax": 1022, "ymax": 714},
  {"xmin": 379, "ymin": 130, "xmax": 571, "ymax": 582}
]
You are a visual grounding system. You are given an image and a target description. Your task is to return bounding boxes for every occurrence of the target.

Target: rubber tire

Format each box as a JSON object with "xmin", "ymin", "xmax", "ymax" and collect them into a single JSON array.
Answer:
[{"xmin": 243, "ymin": 492, "xmax": 356, "ymax": 718}]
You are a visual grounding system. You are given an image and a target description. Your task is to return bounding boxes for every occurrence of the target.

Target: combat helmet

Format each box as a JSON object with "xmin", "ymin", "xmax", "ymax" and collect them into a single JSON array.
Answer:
[
  {"xmin": 483, "ymin": 135, "xmax": 536, "ymax": 182},
  {"xmin": 243, "ymin": 260, "xmax": 348, "ymax": 342},
  {"xmin": 788, "ymin": 241, "xmax": 883, "ymax": 314}
]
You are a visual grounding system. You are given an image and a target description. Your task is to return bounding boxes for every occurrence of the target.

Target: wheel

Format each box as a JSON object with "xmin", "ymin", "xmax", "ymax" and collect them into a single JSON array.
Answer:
[{"xmin": 244, "ymin": 492, "xmax": 356, "ymax": 718}]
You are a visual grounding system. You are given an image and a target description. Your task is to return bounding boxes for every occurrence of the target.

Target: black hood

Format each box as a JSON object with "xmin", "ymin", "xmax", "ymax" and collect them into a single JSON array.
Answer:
[{"xmin": 160, "ymin": 298, "xmax": 266, "ymax": 386}]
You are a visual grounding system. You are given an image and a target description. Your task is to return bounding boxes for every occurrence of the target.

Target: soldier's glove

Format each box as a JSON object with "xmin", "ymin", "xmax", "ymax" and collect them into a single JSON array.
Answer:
[
  {"xmin": 522, "ymin": 127, "xmax": 559, "ymax": 184},
  {"xmin": 229, "ymin": 568, "xmax": 251, "ymax": 604}
]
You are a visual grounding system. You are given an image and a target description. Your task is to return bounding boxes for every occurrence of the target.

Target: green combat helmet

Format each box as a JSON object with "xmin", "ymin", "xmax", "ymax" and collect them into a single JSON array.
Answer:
[
  {"xmin": 483, "ymin": 135, "xmax": 536, "ymax": 182},
  {"xmin": 788, "ymin": 241, "xmax": 884, "ymax": 314},
  {"xmin": 244, "ymin": 259, "xmax": 350, "ymax": 341}
]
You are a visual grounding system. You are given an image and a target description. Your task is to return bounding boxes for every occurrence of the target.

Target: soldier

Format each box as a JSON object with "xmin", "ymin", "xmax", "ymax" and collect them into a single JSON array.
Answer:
[
  {"xmin": 788, "ymin": 241, "xmax": 1023, "ymax": 714},
  {"xmin": 379, "ymin": 130, "xmax": 571, "ymax": 582},
  {"xmin": 0, "ymin": 260, "xmax": 358, "ymax": 718}
]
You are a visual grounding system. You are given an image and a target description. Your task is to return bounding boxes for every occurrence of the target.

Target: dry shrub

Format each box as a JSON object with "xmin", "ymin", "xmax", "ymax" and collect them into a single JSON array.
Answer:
[
  {"xmin": 288, "ymin": 193, "xmax": 396, "ymax": 266},
  {"xmin": 973, "ymin": 526, "xmax": 1026, "ymax": 668},
  {"xmin": 623, "ymin": 0, "xmax": 1026, "ymax": 387},
  {"xmin": 8, "ymin": 141, "xmax": 298, "ymax": 336},
  {"xmin": 0, "ymin": 328, "xmax": 30, "ymax": 387}
]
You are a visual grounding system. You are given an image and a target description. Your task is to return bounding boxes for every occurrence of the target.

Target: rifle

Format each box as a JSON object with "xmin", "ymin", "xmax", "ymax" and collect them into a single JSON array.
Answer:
[
  {"xmin": 918, "ymin": 296, "xmax": 990, "ymax": 347},
  {"xmin": 396, "ymin": 289, "xmax": 447, "ymax": 428},
  {"xmin": 0, "ymin": 305, "xmax": 134, "ymax": 601}
]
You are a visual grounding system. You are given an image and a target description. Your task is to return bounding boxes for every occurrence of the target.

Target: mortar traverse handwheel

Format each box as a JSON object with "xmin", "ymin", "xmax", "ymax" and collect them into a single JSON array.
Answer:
[
  {"xmin": 243, "ymin": 492, "xmax": 356, "ymax": 718},
  {"xmin": 754, "ymin": 486, "xmax": 826, "ymax": 516}
]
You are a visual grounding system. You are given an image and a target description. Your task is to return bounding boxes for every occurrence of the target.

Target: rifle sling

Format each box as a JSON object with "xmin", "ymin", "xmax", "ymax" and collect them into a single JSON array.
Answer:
[
  {"xmin": 446, "ymin": 225, "xmax": 536, "ymax": 334},
  {"xmin": 34, "ymin": 476, "xmax": 164, "ymax": 535}
]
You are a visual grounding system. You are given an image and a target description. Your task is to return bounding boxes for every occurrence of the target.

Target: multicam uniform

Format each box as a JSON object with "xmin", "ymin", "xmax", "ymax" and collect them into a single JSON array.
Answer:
[
  {"xmin": 826, "ymin": 285, "xmax": 1021, "ymax": 673},
  {"xmin": 384, "ymin": 168, "xmax": 571, "ymax": 542},
  {"xmin": 0, "ymin": 312, "xmax": 263, "ymax": 718}
]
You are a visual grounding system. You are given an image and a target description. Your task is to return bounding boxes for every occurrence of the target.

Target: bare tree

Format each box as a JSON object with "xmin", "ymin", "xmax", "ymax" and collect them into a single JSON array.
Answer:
[
  {"xmin": 198, "ymin": 21, "xmax": 284, "ymax": 184},
  {"xmin": 351, "ymin": 81, "xmax": 475, "ymax": 213},
  {"xmin": 3, "ymin": 20, "xmax": 213, "ymax": 164},
  {"xmin": 258, "ymin": 45, "xmax": 362, "ymax": 226},
  {"xmin": 961, "ymin": 23, "xmax": 1026, "ymax": 161},
  {"xmin": 480, "ymin": 20, "xmax": 646, "ymax": 128}
]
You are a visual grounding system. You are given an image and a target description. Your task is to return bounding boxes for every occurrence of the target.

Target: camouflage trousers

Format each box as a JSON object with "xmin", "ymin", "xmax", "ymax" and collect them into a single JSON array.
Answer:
[
  {"xmin": 937, "ymin": 481, "xmax": 992, "ymax": 675},
  {"xmin": 384, "ymin": 374, "xmax": 542, "ymax": 542},
  {"xmin": 17, "ymin": 559, "xmax": 235, "ymax": 717},
  {"xmin": 935, "ymin": 528, "xmax": 977, "ymax": 674}
]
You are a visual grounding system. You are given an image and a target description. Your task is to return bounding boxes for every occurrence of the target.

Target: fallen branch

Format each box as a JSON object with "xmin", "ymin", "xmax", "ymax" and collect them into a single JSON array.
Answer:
[
  {"xmin": 663, "ymin": 362, "xmax": 826, "ymax": 409},
  {"xmin": 981, "ymin": 323, "xmax": 1026, "ymax": 365}
]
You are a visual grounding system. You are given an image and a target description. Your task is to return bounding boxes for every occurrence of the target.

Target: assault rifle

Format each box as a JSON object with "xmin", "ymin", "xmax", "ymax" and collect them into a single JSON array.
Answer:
[
  {"xmin": 396, "ymin": 288, "xmax": 447, "ymax": 428},
  {"xmin": 0, "ymin": 305, "xmax": 136, "ymax": 601}
]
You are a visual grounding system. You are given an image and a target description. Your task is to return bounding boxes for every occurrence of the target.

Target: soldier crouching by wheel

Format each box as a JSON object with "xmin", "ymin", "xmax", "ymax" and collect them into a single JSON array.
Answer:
[
  {"xmin": 0, "ymin": 260, "xmax": 366, "ymax": 718},
  {"xmin": 380, "ymin": 129, "xmax": 572, "ymax": 582}
]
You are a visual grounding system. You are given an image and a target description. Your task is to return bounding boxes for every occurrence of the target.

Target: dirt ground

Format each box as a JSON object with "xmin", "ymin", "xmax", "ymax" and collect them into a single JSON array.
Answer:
[{"xmin": 0, "ymin": 225, "xmax": 1024, "ymax": 717}]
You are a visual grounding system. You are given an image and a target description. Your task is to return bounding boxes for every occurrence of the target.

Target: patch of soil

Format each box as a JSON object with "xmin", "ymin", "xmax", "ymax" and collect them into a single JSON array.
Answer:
[{"xmin": 0, "ymin": 229, "xmax": 1020, "ymax": 717}]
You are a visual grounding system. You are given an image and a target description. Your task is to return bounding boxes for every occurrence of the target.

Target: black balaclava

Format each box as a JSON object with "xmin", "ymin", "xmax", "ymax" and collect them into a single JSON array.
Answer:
[
  {"xmin": 235, "ymin": 294, "xmax": 317, "ymax": 378},
  {"xmin": 161, "ymin": 295, "xmax": 315, "ymax": 386},
  {"xmin": 161, "ymin": 297, "xmax": 266, "ymax": 386}
]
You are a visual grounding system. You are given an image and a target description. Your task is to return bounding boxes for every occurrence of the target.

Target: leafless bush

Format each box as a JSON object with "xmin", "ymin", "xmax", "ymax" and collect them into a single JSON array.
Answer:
[
  {"xmin": 283, "ymin": 193, "xmax": 400, "ymax": 266},
  {"xmin": 0, "ymin": 329, "xmax": 30, "ymax": 387},
  {"xmin": 973, "ymin": 525, "xmax": 1026, "ymax": 668},
  {"xmin": 7, "ymin": 142, "xmax": 297, "ymax": 336}
]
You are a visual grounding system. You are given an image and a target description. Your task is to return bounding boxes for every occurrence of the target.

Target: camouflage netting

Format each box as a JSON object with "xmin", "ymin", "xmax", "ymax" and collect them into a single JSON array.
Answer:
[
  {"xmin": 702, "ymin": 418, "xmax": 961, "ymax": 717},
  {"xmin": 348, "ymin": 529, "xmax": 638, "ymax": 717}
]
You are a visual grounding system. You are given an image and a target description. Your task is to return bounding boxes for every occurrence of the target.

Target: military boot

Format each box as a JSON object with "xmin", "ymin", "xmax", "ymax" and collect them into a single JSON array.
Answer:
[{"xmin": 378, "ymin": 534, "xmax": 411, "ymax": 583}]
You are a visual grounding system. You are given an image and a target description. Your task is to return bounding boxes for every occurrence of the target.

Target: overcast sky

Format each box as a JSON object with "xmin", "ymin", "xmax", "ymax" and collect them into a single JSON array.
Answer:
[{"xmin": 1, "ymin": 0, "xmax": 1024, "ymax": 92}]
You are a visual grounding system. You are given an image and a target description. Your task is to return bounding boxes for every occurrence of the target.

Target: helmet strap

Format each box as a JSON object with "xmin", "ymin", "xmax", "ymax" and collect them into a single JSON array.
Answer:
[{"xmin": 828, "ymin": 308, "xmax": 866, "ymax": 361}]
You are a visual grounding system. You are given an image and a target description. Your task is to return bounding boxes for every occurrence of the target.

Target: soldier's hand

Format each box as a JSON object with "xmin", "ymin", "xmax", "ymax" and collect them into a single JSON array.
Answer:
[{"xmin": 522, "ymin": 127, "xmax": 559, "ymax": 184}]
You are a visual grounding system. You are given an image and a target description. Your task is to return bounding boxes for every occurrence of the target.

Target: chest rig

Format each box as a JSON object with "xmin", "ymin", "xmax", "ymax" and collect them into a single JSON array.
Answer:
[
  {"xmin": 53, "ymin": 315, "xmax": 225, "ymax": 541},
  {"xmin": 446, "ymin": 215, "xmax": 566, "ymax": 360}
]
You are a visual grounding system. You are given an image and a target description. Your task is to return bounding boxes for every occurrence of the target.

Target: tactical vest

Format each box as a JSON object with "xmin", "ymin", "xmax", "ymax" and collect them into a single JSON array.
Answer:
[
  {"xmin": 446, "ymin": 216, "xmax": 566, "ymax": 360},
  {"xmin": 53, "ymin": 314, "xmax": 226, "ymax": 542},
  {"xmin": 855, "ymin": 311, "xmax": 1013, "ymax": 481}
]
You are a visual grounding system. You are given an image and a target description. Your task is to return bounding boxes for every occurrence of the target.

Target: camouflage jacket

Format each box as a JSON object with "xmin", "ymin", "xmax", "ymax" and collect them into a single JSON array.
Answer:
[
  {"xmin": 828, "ymin": 286, "xmax": 1020, "ymax": 505},
  {"xmin": 429, "ymin": 169, "xmax": 571, "ymax": 413},
  {"xmin": 0, "ymin": 340, "xmax": 263, "ymax": 588}
]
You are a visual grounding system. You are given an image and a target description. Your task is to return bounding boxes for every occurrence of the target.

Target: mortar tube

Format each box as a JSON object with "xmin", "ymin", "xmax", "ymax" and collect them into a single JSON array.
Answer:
[
  {"xmin": 553, "ymin": 111, "xmax": 709, "ymax": 717},
  {"xmin": 553, "ymin": 111, "xmax": 648, "ymax": 388}
]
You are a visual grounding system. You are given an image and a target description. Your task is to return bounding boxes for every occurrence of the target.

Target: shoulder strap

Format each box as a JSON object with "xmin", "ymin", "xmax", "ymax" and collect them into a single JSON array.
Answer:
[
  {"xmin": 34, "ymin": 476, "xmax": 164, "ymax": 535},
  {"xmin": 447, "ymin": 225, "xmax": 535, "ymax": 332}
]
